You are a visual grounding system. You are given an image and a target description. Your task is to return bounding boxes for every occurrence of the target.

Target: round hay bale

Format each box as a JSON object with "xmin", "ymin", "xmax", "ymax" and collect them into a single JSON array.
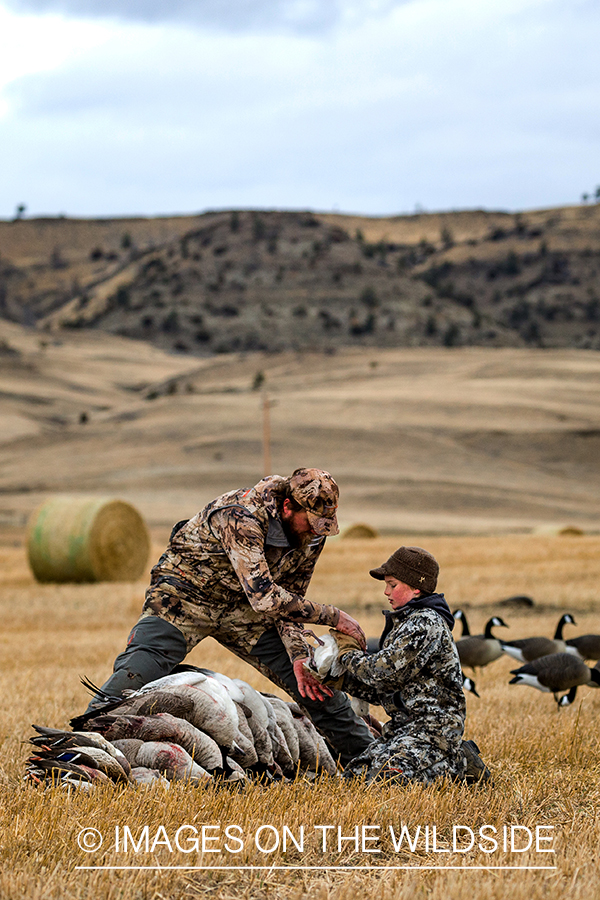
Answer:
[
  {"xmin": 342, "ymin": 523, "xmax": 379, "ymax": 539},
  {"xmin": 27, "ymin": 495, "xmax": 150, "ymax": 583},
  {"xmin": 533, "ymin": 524, "xmax": 585, "ymax": 536}
]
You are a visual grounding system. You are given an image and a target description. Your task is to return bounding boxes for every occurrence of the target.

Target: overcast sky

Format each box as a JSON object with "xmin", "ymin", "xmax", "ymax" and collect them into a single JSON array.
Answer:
[{"xmin": 1, "ymin": 0, "xmax": 599, "ymax": 219}]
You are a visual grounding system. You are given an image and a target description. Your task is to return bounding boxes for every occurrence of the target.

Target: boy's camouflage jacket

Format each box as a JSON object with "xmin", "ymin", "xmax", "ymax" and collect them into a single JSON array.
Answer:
[
  {"xmin": 341, "ymin": 598, "xmax": 466, "ymax": 732},
  {"xmin": 339, "ymin": 598, "xmax": 466, "ymax": 783}
]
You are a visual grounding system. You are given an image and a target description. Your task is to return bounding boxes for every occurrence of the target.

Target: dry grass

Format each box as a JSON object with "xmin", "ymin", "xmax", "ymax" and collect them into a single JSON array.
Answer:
[{"xmin": 1, "ymin": 534, "xmax": 600, "ymax": 899}]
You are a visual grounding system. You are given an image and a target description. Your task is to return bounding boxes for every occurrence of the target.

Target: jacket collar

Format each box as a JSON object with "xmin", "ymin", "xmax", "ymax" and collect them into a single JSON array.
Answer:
[
  {"xmin": 378, "ymin": 592, "xmax": 455, "ymax": 647},
  {"xmin": 265, "ymin": 515, "xmax": 291, "ymax": 547}
]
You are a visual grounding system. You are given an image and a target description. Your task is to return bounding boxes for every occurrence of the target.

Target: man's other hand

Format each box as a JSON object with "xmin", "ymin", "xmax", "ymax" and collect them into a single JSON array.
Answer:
[
  {"xmin": 293, "ymin": 659, "xmax": 334, "ymax": 701},
  {"xmin": 335, "ymin": 610, "xmax": 367, "ymax": 649}
]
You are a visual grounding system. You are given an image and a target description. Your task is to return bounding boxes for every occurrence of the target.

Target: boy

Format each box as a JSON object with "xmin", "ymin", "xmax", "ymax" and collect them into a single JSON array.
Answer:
[{"xmin": 331, "ymin": 546, "xmax": 490, "ymax": 784}]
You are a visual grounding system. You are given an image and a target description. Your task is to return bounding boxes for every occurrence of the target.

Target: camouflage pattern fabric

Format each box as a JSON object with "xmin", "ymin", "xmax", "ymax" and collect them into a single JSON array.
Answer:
[
  {"xmin": 140, "ymin": 476, "xmax": 340, "ymax": 664},
  {"xmin": 340, "ymin": 603, "xmax": 467, "ymax": 783}
]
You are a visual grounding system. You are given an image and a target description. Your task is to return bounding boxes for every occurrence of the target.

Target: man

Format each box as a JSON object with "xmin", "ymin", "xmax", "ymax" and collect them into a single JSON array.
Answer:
[{"xmin": 92, "ymin": 467, "xmax": 373, "ymax": 765}]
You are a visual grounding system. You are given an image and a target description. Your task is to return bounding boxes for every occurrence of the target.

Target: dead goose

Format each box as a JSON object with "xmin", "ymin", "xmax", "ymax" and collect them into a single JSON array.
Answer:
[
  {"xmin": 565, "ymin": 633, "xmax": 600, "ymax": 661},
  {"xmin": 501, "ymin": 613, "xmax": 578, "ymax": 663},
  {"xmin": 232, "ymin": 679, "xmax": 275, "ymax": 768},
  {"xmin": 509, "ymin": 652, "xmax": 600, "ymax": 706},
  {"xmin": 130, "ymin": 767, "xmax": 170, "ymax": 787},
  {"xmin": 192, "ymin": 668, "xmax": 246, "ymax": 705},
  {"xmin": 71, "ymin": 670, "xmax": 210, "ymax": 730},
  {"xmin": 134, "ymin": 741, "xmax": 212, "ymax": 783},
  {"xmin": 262, "ymin": 695, "xmax": 300, "ymax": 766},
  {"xmin": 84, "ymin": 712, "xmax": 225, "ymax": 772},
  {"xmin": 456, "ymin": 616, "xmax": 509, "ymax": 671},
  {"xmin": 257, "ymin": 695, "xmax": 295, "ymax": 776},
  {"xmin": 112, "ymin": 738, "xmax": 144, "ymax": 765},
  {"xmin": 126, "ymin": 670, "xmax": 209, "ymax": 695},
  {"xmin": 310, "ymin": 633, "xmax": 346, "ymax": 679},
  {"xmin": 229, "ymin": 704, "xmax": 259, "ymax": 769},
  {"xmin": 148, "ymin": 684, "xmax": 243, "ymax": 752},
  {"xmin": 287, "ymin": 703, "xmax": 337, "ymax": 775},
  {"xmin": 29, "ymin": 726, "xmax": 132, "ymax": 774}
]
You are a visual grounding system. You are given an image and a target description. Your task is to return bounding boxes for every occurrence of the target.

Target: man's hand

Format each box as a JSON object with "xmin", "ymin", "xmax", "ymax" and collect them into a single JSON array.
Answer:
[
  {"xmin": 293, "ymin": 658, "xmax": 334, "ymax": 701},
  {"xmin": 334, "ymin": 610, "xmax": 367, "ymax": 649}
]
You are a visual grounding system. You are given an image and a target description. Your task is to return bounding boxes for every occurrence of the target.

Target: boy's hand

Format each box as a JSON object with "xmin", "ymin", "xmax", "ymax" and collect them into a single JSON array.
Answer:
[{"xmin": 329, "ymin": 630, "xmax": 363, "ymax": 659}]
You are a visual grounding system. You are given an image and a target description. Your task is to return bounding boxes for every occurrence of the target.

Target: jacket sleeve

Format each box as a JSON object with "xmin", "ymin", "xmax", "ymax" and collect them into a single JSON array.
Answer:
[
  {"xmin": 339, "ymin": 672, "xmax": 383, "ymax": 704},
  {"xmin": 211, "ymin": 507, "xmax": 340, "ymax": 632},
  {"xmin": 340, "ymin": 612, "xmax": 445, "ymax": 693},
  {"xmin": 275, "ymin": 621, "xmax": 313, "ymax": 664}
]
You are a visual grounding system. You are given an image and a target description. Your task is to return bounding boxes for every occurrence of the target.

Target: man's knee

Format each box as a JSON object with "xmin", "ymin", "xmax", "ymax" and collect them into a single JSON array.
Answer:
[{"xmin": 88, "ymin": 616, "xmax": 188, "ymax": 710}]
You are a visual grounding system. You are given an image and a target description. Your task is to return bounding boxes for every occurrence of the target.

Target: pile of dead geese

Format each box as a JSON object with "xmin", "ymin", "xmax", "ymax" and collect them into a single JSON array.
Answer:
[
  {"xmin": 25, "ymin": 668, "xmax": 339, "ymax": 790},
  {"xmin": 453, "ymin": 610, "xmax": 600, "ymax": 707}
]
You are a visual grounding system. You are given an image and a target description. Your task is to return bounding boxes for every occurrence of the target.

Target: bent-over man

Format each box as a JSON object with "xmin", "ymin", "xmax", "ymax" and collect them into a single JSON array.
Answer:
[{"xmin": 90, "ymin": 468, "xmax": 374, "ymax": 765}]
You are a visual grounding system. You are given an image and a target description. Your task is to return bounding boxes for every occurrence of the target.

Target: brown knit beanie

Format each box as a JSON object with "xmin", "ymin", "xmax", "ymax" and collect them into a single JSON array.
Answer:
[{"xmin": 369, "ymin": 546, "xmax": 439, "ymax": 593}]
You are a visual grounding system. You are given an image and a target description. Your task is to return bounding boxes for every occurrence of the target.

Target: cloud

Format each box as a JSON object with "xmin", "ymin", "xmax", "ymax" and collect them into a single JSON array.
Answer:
[
  {"xmin": 1, "ymin": 0, "xmax": 599, "ymax": 217},
  {"xmin": 0, "ymin": 0, "xmax": 408, "ymax": 33}
]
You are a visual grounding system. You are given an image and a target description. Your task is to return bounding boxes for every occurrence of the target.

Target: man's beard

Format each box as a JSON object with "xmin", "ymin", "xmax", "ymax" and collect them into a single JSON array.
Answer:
[{"xmin": 281, "ymin": 519, "xmax": 314, "ymax": 549}]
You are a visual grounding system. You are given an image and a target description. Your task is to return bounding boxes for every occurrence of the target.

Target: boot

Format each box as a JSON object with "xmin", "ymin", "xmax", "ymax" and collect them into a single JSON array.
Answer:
[{"xmin": 461, "ymin": 739, "xmax": 492, "ymax": 785}]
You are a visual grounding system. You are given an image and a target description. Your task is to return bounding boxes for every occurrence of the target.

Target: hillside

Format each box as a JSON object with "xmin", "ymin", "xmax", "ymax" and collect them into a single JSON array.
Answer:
[
  {"xmin": 1, "ymin": 204, "xmax": 599, "ymax": 354},
  {"xmin": 0, "ymin": 318, "xmax": 598, "ymax": 535}
]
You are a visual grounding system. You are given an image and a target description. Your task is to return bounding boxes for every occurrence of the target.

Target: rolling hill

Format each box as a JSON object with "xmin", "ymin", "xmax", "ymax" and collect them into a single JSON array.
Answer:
[
  {"xmin": 0, "ymin": 315, "xmax": 597, "ymax": 536},
  {"xmin": 1, "ymin": 204, "xmax": 599, "ymax": 356}
]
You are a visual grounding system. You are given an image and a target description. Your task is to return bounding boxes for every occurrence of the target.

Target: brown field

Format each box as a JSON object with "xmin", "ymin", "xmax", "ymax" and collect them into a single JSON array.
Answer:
[
  {"xmin": 0, "ymin": 322, "xmax": 599, "ymax": 897},
  {"xmin": 1, "ymin": 533, "xmax": 600, "ymax": 899},
  {"xmin": 0, "ymin": 322, "xmax": 599, "ymax": 536}
]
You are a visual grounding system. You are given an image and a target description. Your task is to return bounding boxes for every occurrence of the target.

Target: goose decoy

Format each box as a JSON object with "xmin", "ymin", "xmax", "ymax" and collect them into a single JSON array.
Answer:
[
  {"xmin": 462, "ymin": 675, "xmax": 479, "ymax": 697},
  {"xmin": 456, "ymin": 616, "xmax": 509, "ymax": 671},
  {"xmin": 509, "ymin": 652, "xmax": 600, "ymax": 707},
  {"xmin": 565, "ymin": 634, "xmax": 600, "ymax": 661},
  {"xmin": 453, "ymin": 609, "xmax": 471, "ymax": 637},
  {"xmin": 501, "ymin": 613, "xmax": 578, "ymax": 663}
]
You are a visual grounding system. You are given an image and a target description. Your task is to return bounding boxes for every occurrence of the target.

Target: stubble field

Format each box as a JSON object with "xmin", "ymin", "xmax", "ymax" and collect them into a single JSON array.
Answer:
[{"xmin": 1, "ymin": 532, "xmax": 599, "ymax": 900}]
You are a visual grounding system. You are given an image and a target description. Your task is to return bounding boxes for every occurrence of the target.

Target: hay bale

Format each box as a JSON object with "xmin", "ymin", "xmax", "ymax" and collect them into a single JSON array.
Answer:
[
  {"xmin": 27, "ymin": 495, "xmax": 150, "ymax": 583},
  {"xmin": 533, "ymin": 524, "xmax": 585, "ymax": 536},
  {"xmin": 342, "ymin": 523, "xmax": 379, "ymax": 539}
]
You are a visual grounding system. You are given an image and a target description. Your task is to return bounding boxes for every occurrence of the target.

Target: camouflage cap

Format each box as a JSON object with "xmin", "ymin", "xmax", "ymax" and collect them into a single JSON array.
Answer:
[
  {"xmin": 288, "ymin": 467, "xmax": 339, "ymax": 536},
  {"xmin": 370, "ymin": 546, "xmax": 439, "ymax": 593}
]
